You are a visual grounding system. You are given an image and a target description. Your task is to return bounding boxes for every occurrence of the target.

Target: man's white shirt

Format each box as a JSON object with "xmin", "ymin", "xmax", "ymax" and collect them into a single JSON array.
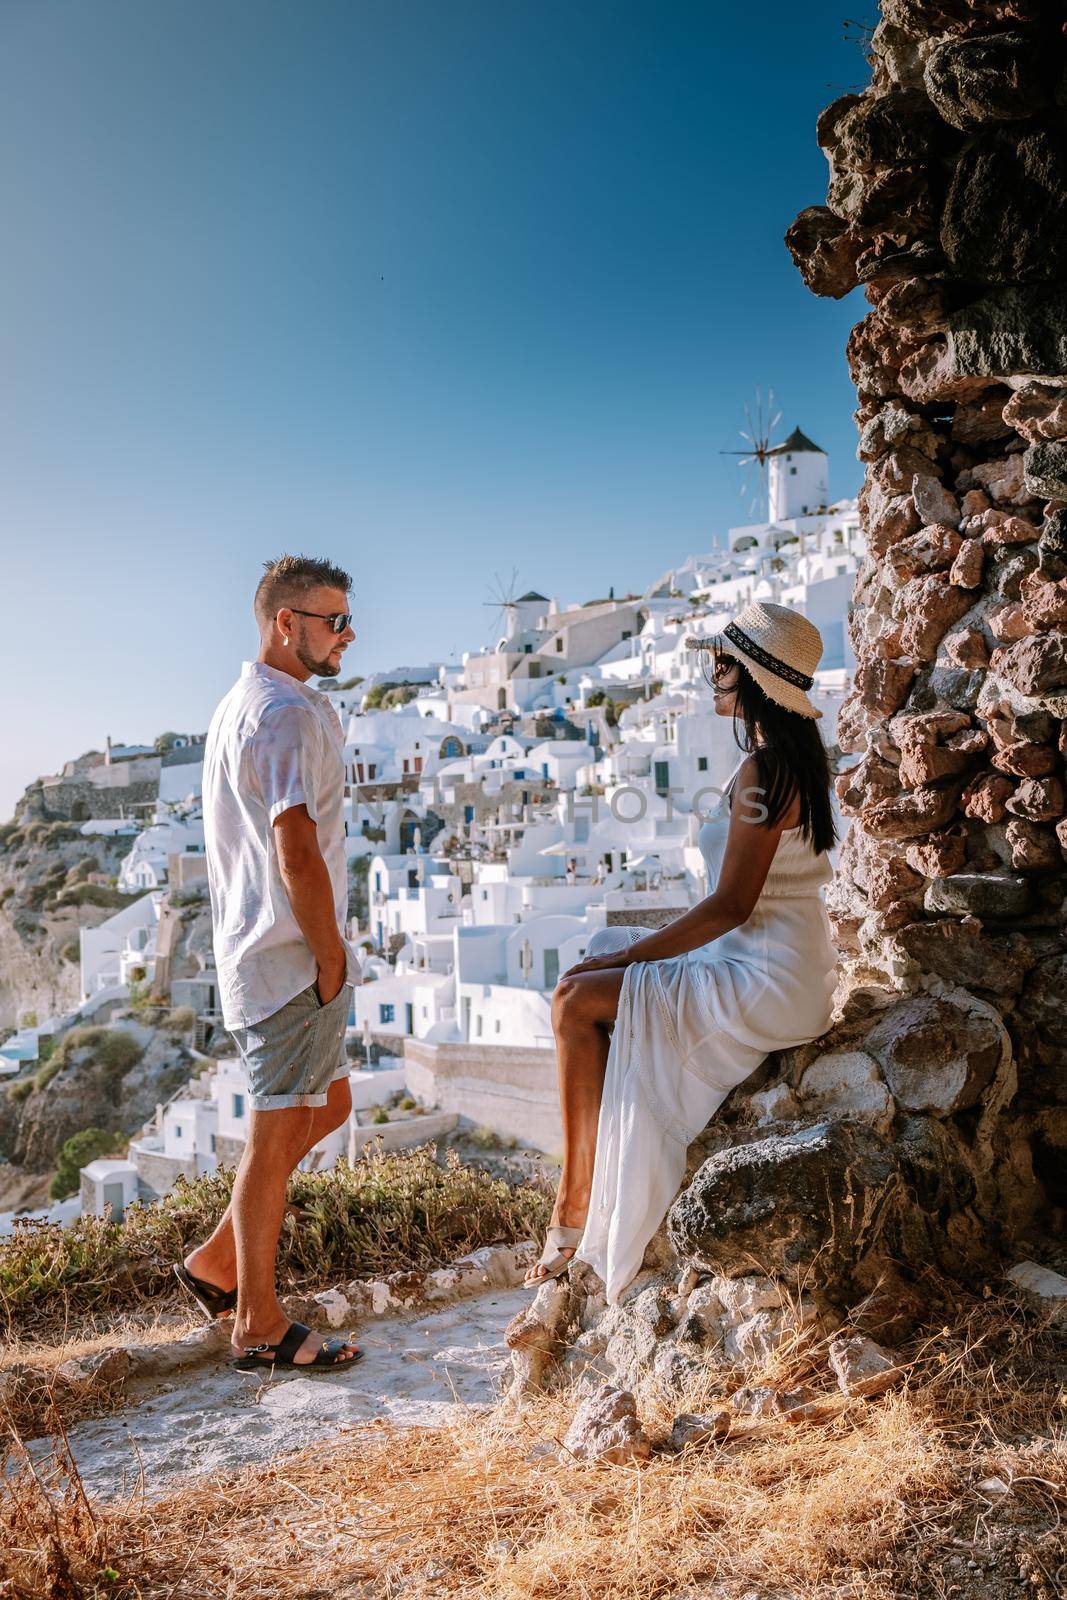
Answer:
[{"xmin": 203, "ymin": 660, "xmax": 362, "ymax": 1030}]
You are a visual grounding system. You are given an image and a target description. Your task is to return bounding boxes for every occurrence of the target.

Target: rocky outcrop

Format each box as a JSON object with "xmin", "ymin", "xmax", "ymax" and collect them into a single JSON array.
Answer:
[
  {"xmin": 0, "ymin": 817, "xmax": 140, "ymax": 1028},
  {"xmin": 510, "ymin": 0, "xmax": 1067, "ymax": 1416},
  {"xmin": 780, "ymin": 0, "xmax": 1067, "ymax": 1263}
]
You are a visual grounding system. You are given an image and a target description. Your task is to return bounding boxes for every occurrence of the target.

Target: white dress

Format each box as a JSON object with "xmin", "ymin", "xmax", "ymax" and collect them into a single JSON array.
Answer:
[{"xmin": 574, "ymin": 753, "xmax": 838, "ymax": 1304}]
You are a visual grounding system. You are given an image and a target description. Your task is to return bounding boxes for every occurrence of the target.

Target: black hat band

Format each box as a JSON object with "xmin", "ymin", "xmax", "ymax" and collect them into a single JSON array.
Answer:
[{"xmin": 723, "ymin": 621, "xmax": 814, "ymax": 691}]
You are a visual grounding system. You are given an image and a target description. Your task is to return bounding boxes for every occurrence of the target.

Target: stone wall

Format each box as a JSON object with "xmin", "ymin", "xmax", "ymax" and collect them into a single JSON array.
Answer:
[
  {"xmin": 509, "ymin": 7, "xmax": 1067, "ymax": 1416},
  {"xmin": 777, "ymin": 0, "xmax": 1067, "ymax": 1263},
  {"xmin": 34, "ymin": 776, "xmax": 160, "ymax": 822},
  {"xmin": 403, "ymin": 1037, "xmax": 562, "ymax": 1153}
]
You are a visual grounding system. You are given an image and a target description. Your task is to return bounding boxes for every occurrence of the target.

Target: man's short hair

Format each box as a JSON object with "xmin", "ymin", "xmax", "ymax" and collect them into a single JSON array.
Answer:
[{"xmin": 254, "ymin": 555, "xmax": 353, "ymax": 632}]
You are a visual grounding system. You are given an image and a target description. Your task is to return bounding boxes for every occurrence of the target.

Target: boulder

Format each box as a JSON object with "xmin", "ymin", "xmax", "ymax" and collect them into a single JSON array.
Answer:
[
  {"xmin": 860, "ymin": 782, "xmax": 964, "ymax": 839},
  {"xmin": 1003, "ymin": 382, "xmax": 1067, "ymax": 444},
  {"xmin": 561, "ymin": 1386, "xmax": 651, "ymax": 1466},
  {"xmin": 505, "ymin": 1277, "xmax": 576, "ymax": 1401},
  {"xmin": 892, "ymin": 573, "xmax": 975, "ymax": 661},
  {"xmin": 911, "ymin": 475, "xmax": 960, "ymax": 529},
  {"xmin": 864, "ymin": 993, "xmax": 1007, "ymax": 1115},
  {"xmin": 668, "ymin": 1121, "xmax": 908, "ymax": 1289},
  {"xmin": 56, "ymin": 1347, "xmax": 132, "ymax": 1390},
  {"xmin": 798, "ymin": 1049, "xmax": 894, "ymax": 1120}
]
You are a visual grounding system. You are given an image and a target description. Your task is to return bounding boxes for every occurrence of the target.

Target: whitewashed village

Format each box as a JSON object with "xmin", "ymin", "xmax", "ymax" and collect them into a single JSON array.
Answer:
[{"xmin": 0, "ymin": 430, "xmax": 862, "ymax": 1226}]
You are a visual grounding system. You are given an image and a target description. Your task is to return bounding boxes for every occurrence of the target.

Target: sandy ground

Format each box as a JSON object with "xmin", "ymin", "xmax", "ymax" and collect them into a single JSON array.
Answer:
[{"xmin": 35, "ymin": 1286, "xmax": 529, "ymax": 1504}]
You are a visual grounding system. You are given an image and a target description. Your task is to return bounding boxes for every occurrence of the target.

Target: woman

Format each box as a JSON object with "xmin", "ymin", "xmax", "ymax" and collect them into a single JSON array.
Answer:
[{"xmin": 524, "ymin": 601, "xmax": 839, "ymax": 1304}]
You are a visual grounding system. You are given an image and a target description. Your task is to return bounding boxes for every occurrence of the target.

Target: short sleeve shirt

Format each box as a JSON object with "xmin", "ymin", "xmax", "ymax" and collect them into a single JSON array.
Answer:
[{"xmin": 203, "ymin": 661, "xmax": 362, "ymax": 1029}]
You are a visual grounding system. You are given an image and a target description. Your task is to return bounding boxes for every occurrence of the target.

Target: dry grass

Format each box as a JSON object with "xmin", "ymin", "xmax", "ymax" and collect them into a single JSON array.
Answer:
[
  {"xmin": 0, "ymin": 1310, "xmax": 204, "ymax": 1441},
  {"xmin": 1, "ymin": 1289, "xmax": 1064, "ymax": 1600}
]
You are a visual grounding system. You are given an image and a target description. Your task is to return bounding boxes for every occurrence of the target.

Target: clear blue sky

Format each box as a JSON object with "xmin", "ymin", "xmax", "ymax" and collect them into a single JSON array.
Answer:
[{"xmin": 0, "ymin": 0, "xmax": 874, "ymax": 821}]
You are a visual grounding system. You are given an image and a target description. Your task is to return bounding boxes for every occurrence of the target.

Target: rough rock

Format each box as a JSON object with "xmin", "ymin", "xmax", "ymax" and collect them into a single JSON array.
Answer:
[
  {"xmin": 668, "ymin": 1120, "xmax": 943, "ymax": 1289},
  {"xmin": 785, "ymin": 206, "xmax": 864, "ymax": 299},
  {"xmin": 1005, "ymin": 1260, "xmax": 1067, "ymax": 1327},
  {"xmin": 1004, "ymin": 382, "xmax": 1067, "ymax": 444},
  {"xmin": 941, "ymin": 131, "xmax": 1067, "ymax": 284},
  {"xmin": 664, "ymin": 1411, "xmax": 731, "ymax": 1453},
  {"xmin": 561, "ymin": 1386, "xmax": 651, "ymax": 1465},
  {"xmin": 828, "ymin": 1334, "xmax": 905, "ymax": 1398},
  {"xmin": 798, "ymin": 1049, "xmax": 893, "ymax": 1120},
  {"xmin": 864, "ymin": 993, "xmax": 1007, "ymax": 1115},
  {"xmin": 924, "ymin": 32, "xmax": 1052, "ymax": 130},
  {"xmin": 56, "ymin": 1348, "xmax": 133, "ymax": 1390},
  {"xmin": 504, "ymin": 1276, "xmax": 576, "ymax": 1401},
  {"xmin": 1023, "ymin": 440, "xmax": 1067, "ymax": 499}
]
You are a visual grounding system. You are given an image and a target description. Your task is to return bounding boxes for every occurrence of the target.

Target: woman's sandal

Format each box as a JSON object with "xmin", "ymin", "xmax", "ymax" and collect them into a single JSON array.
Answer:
[
  {"xmin": 173, "ymin": 1262, "xmax": 238, "ymax": 1320},
  {"xmin": 525, "ymin": 1225, "xmax": 584, "ymax": 1287},
  {"xmin": 230, "ymin": 1319, "xmax": 363, "ymax": 1372}
]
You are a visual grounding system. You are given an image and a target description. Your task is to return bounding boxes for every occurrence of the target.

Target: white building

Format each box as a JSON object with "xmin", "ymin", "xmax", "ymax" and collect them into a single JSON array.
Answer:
[{"xmin": 80, "ymin": 890, "xmax": 164, "ymax": 998}]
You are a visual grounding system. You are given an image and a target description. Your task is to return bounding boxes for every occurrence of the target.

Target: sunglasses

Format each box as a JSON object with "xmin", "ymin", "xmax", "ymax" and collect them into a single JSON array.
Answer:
[{"xmin": 284, "ymin": 608, "xmax": 353, "ymax": 635}]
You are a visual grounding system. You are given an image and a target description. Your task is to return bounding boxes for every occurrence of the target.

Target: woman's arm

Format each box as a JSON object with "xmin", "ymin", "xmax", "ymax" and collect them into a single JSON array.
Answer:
[{"xmin": 564, "ymin": 755, "xmax": 796, "ymax": 975}]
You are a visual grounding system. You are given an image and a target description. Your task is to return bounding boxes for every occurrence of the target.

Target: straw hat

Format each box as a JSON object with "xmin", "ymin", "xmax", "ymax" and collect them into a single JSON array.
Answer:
[{"xmin": 685, "ymin": 601, "xmax": 824, "ymax": 720}]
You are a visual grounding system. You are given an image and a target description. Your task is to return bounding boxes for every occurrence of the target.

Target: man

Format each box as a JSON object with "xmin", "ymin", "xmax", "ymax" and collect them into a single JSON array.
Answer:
[{"xmin": 176, "ymin": 555, "xmax": 363, "ymax": 1369}]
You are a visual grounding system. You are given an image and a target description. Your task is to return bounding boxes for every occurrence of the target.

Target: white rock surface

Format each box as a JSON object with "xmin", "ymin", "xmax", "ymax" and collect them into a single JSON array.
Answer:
[
  {"xmin": 1005, "ymin": 1261, "xmax": 1067, "ymax": 1326},
  {"xmin": 561, "ymin": 1385, "xmax": 650, "ymax": 1465},
  {"xmin": 828, "ymin": 1334, "xmax": 904, "ymax": 1398},
  {"xmin": 798, "ymin": 1050, "xmax": 893, "ymax": 1120},
  {"xmin": 32, "ymin": 1287, "xmax": 529, "ymax": 1505}
]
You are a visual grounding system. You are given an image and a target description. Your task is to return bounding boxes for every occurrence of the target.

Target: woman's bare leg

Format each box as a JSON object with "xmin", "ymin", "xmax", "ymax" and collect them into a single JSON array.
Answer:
[{"xmin": 525, "ymin": 966, "xmax": 625, "ymax": 1284}]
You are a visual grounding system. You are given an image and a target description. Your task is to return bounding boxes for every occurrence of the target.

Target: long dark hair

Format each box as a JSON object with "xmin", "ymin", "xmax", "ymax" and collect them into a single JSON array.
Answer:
[{"xmin": 703, "ymin": 645, "xmax": 838, "ymax": 855}]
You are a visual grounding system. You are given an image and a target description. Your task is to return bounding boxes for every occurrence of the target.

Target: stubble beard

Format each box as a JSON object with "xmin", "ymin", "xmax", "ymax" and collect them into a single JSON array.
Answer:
[{"xmin": 293, "ymin": 628, "xmax": 340, "ymax": 679}]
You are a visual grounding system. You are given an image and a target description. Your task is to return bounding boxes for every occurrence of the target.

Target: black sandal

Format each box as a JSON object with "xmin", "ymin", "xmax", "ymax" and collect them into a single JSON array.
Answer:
[
  {"xmin": 173, "ymin": 1262, "xmax": 238, "ymax": 1319},
  {"xmin": 230, "ymin": 1319, "xmax": 363, "ymax": 1372}
]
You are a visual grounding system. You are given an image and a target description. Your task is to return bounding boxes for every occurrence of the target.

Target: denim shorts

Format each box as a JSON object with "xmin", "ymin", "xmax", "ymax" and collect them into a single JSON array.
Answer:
[{"xmin": 229, "ymin": 982, "xmax": 353, "ymax": 1111}]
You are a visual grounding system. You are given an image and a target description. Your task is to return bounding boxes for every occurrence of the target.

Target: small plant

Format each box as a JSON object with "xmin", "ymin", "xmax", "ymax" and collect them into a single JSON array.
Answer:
[
  {"xmin": 7, "ymin": 1078, "xmax": 34, "ymax": 1104},
  {"xmin": 60, "ymin": 937, "xmax": 80, "ymax": 964},
  {"xmin": 470, "ymin": 1125, "xmax": 501, "ymax": 1151},
  {"xmin": 399, "ymin": 1096, "xmax": 417, "ymax": 1110},
  {"xmin": 371, "ymin": 1106, "xmax": 390, "ymax": 1125},
  {"xmin": 50, "ymin": 1127, "xmax": 125, "ymax": 1200}
]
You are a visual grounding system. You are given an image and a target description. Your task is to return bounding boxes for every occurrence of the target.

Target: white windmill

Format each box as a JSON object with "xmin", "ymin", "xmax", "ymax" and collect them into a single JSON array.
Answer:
[
  {"xmin": 482, "ymin": 567, "xmax": 521, "ymax": 650},
  {"xmin": 719, "ymin": 387, "xmax": 783, "ymax": 524}
]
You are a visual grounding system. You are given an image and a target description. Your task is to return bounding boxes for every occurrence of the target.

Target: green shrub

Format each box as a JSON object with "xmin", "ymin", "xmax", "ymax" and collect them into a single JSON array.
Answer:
[
  {"xmin": 53, "ymin": 883, "xmax": 142, "ymax": 911},
  {"xmin": 399, "ymin": 1096, "xmax": 417, "ymax": 1110},
  {"xmin": 33, "ymin": 1060, "xmax": 62, "ymax": 1092},
  {"xmin": 7, "ymin": 1078, "xmax": 34, "ymax": 1104},
  {"xmin": 0, "ymin": 822, "xmax": 20, "ymax": 850},
  {"xmin": 60, "ymin": 938, "xmax": 80, "ymax": 964},
  {"xmin": 52, "ymin": 1026, "xmax": 143, "ymax": 1080},
  {"xmin": 64, "ymin": 856, "xmax": 100, "ymax": 885},
  {"xmin": 470, "ymin": 1125, "xmax": 501, "ymax": 1151},
  {"xmin": 49, "ymin": 1127, "xmax": 124, "ymax": 1200},
  {"xmin": 0, "ymin": 1148, "xmax": 551, "ymax": 1332},
  {"xmin": 371, "ymin": 1106, "xmax": 389, "ymax": 1125}
]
